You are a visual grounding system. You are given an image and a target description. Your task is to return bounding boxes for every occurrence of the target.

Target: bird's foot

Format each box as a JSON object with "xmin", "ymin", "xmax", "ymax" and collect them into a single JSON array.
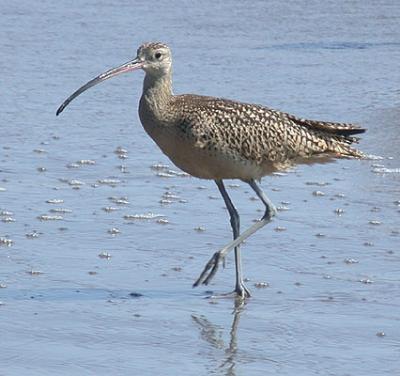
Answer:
[
  {"xmin": 193, "ymin": 250, "xmax": 223, "ymax": 287},
  {"xmin": 205, "ymin": 284, "xmax": 251, "ymax": 300},
  {"xmin": 235, "ymin": 281, "xmax": 251, "ymax": 299},
  {"xmin": 193, "ymin": 251, "xmax": 251, "ymax": 300}
]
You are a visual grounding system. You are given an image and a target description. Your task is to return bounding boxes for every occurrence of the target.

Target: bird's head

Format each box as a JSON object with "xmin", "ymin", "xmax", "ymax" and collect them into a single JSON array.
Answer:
[
  {"xmin": 137, "ymin": 42, "xmax": 172, "ymax": 77},
  {"xmin": 56, "ymin": 41, "xmax": 171, "ymax": 116}
]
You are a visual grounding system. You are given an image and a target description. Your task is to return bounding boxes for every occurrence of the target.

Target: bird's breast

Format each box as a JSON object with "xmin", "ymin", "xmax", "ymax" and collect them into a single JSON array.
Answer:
[{"xmin": 138, "ymin": 101, "xmax": 265, "ymax": 180}]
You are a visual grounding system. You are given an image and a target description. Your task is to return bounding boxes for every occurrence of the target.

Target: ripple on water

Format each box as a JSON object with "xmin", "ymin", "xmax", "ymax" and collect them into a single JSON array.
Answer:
[
  {"xmin": 114, "ymin": 146, "xmax": 128, "ymax": 159},
  {"xmin": 77, "ymin": 159, "xmax": 96, "ymax": 165},
  {"xmin": 369, "ymin": 220, "xmax": 382, "ymax": 226},
  {"xmin": 156, "ymin": 172, "xmax": 177, "ymax": 178},
  {"xmin": 344, "ymin": 258, "xmax": 359, "ymax": 264},
  {"xmin": 1, "ymin": 211, "xmax": 13, "ymax": 216},
  {"xmin": 151, "ymin": 163, "xmax": 189, "ymax": 178},
  {"xmin": 156, "ymin": 218, "xmax": 169, "ymax": 224},
  {"xmin": 123, "ymin": 213, "xmax": 166, "ymax": 220},
  {"xmin": 98, "ymin": 251, "xmax": 112, "ymax": 259},
  {"xmin": 59, "ymin": 178, "xmax": 85, "ymax": 187},
  {"xmin": 1, "ymin": 217, "xmax": 15, "ymax": 223},
  {"xmin": 359, "ymin": 278, "xmax": 374, "ymax": 284},
  {"xmin": 305, "ymin": 181, "xmax": 330, "ymax": 186},
  {"xmin": 107, "ymin": 228, "xmax": 121, "ymax": 235},
  {"xmin": 118, "ymin": 165, "xmax": 128, "ymax": 173},
  {"xmin": 159, "ymin": 199, "xmax": 173, "ymax": 205},
  {"xmin": 26, "ymin": 231, "xmax": 40, "ymax": 239},
  {"xmin": 372, "ymin": 166, "xmax": 400, "ymax": 174},
  {"xmin": 150, "ymin": 163, "xmax": 169, "ymax": 171},
  {"xmin": 114, "ymin": 147, "xmax": 128, "ymax": 154},
  {"xmin": 162, "ymin": 191, "xmax": 180, "ymax": 200},
  {"xmin": 46, "ymin": 199, "xmax": 64, "ymax": 204},
  {"xmin": 254, "ymin": 282, "xmax": 269, "ymax": 288},
  {"xmin": 102, "ymin": 206, "xmax": 119, "ymax": 213},
  {"xmin": 277, "ymin": 205, "xmax": 290, "ymax": 211},
  {"xmin": 108, "ymin": 196, "xmax": 129, "ymax": 205},
  {"xmin": 97, "ymin": 179, "xmax": 121, "ymax": 186},
  {"xmin": 33, "ymin": 149, "xmax": 46, "ymax": 154},
  {"xmin": 66, "ymin": 163, "xmax": 80, "ymax": 169},
  {"xmin": 0, "ymin": 237, "xmax": 13, "ymax": 247},
  {"xmin": 49, "ymin": 208, "xmax": 72, "ymax": 214},
  {"xmin": 27, "ymin": 270, "xmax": 44, "ymax": 276},
  {"xmin": 37, "ymin": 215, "xmax": 63, "ymax": 221}
]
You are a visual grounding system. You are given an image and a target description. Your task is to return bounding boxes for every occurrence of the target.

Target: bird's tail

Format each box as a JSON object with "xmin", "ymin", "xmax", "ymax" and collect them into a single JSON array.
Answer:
[{"xmin": 287, "ymin": 113, "xmax": 367, "ymax": 158}]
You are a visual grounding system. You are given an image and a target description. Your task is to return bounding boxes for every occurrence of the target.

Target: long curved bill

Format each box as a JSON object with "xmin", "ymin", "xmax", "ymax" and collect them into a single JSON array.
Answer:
[{"xmin": 56, "ymin": 57, "xmax": 144, "ymax": 116}]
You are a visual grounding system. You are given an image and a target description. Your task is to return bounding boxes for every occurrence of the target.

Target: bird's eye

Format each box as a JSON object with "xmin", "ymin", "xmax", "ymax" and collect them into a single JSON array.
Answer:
[{"xmin": 155, "ymin": 52, "xmax": 162, "ymax": 59}]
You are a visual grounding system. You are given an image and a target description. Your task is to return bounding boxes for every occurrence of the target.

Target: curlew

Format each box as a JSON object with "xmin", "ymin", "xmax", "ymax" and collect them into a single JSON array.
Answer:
[{"xmin": 57, "ymin": 42, "xmax": 365, "ymax": 298}]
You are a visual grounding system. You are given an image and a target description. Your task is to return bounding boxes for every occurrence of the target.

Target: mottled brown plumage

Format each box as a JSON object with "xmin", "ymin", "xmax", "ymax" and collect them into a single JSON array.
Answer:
[
  {"xmin": 56, "ymin": 42, "xmax": 366, "ymax": 299},
  {"xmin": 172, "ymin": 95, "xmax": 364, "ymax": 171},
  {"xmin": 134, "ymin": 43, "xmax": 365, "ymax": 182}
]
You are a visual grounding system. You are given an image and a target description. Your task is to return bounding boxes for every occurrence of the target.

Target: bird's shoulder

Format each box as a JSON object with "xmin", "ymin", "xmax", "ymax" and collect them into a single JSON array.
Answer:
[
  {"xmin": 169, "ymin": 94, "xmax": 291, "ymax": 157},
  {"xmin": 171, "ymin": 94, "xmax": 286, "ymax": 129},
  {"xmin": 171, "ymin": 94, "xmax": 364, "ymax": 139}
]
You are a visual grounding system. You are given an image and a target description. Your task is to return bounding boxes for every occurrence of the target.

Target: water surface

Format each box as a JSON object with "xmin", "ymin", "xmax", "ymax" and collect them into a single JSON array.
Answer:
[{"xmin": 1, "ymin": 1, "xmax": 399, "ymax": 375}]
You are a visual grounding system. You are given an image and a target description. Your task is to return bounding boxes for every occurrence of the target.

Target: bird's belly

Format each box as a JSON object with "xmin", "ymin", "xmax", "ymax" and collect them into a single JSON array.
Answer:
[
  {"xmin": 142, "ymin": 123, "xmax": 265, "ymax": 180},
  {"xmin": 168, "ymin": 144, "xmax": 263, "ymax": 180}
]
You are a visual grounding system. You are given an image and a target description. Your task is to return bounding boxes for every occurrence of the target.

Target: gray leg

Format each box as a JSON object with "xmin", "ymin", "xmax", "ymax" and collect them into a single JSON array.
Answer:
[
  {"xmin": 215, "ymin": 180, "xmax": 250, "ymax": 298},
  {"xmin": 193, "ymin": 179, "xmax": 277, "ymax": 291}
]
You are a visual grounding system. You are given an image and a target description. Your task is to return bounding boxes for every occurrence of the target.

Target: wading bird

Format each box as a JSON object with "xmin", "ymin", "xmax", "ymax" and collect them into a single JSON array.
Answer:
[{"xmin": 57, "ymin": 42, "xmax": 365, "ymax": 298}]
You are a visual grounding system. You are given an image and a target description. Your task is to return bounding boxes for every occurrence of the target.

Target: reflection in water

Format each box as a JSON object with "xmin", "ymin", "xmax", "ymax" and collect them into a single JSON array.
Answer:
[
  {"xmin": 192, "ymin": 299, "xmax": 247, "ymax": 376},
  {"xmin": 193, "ymin": 299, "xmax": 279, "ymax": 375}
]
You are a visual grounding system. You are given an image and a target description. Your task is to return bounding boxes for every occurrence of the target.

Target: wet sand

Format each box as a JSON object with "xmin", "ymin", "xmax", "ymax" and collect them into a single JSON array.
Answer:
[{"xmin": 1, "ymin": 1, "xmax": 399, "ymax": 375}]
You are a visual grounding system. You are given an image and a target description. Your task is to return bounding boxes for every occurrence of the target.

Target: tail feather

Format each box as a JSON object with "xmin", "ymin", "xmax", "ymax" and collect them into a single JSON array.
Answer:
[
  {"xmin": 330, "ymin": 143, "xmax": 366, "ymax": 158},
  {"xmin": 287, "ymin": 113, "xmax": 366, "ymax": 138},
  {"xmin": 282, "ymin": 112, "xmax": 367, "ymax": 159}
]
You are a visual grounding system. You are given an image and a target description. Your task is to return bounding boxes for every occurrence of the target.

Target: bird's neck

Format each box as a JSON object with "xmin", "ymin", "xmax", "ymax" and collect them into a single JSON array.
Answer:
[{"xmin": 142, "ymin": 69, "xmax": 173, "ymax": 114}]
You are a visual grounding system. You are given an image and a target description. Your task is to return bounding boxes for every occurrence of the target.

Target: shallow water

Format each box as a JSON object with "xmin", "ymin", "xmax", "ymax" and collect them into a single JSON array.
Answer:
[{"xmin": 1, "ymin": 1, "xmax": 400, "ymax": 375}]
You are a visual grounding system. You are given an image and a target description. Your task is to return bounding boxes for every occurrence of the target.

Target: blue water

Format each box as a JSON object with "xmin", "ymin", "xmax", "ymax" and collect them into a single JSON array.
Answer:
[{"xmin": 1, "ymin": 1, "xmax": 399, "ymax": 375}]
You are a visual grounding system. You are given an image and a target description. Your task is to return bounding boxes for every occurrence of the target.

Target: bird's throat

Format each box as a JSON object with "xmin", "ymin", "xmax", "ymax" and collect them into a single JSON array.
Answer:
[{"xmin": 142, "ymin": 70, "xmax": 173, "ymax": 114}]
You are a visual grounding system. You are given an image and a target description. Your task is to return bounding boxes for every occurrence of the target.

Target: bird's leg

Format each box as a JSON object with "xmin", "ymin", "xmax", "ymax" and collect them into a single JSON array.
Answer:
[
  {"xmin": 193, "ymin": 179, "xmax": 277, "ymax": 290},
  {"xmin": 214, "ymin": 180, "xmax": 251, "ymax": 298}
]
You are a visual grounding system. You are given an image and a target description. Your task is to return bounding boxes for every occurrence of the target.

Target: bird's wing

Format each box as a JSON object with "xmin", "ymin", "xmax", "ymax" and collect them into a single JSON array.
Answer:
[
  {"xmin": 284, "ymin": 112, "xmax": 366, "ymax": 137},
  {"xmin": 174, "ymin": 95, "xmax": 365, "ymax": 162}
]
